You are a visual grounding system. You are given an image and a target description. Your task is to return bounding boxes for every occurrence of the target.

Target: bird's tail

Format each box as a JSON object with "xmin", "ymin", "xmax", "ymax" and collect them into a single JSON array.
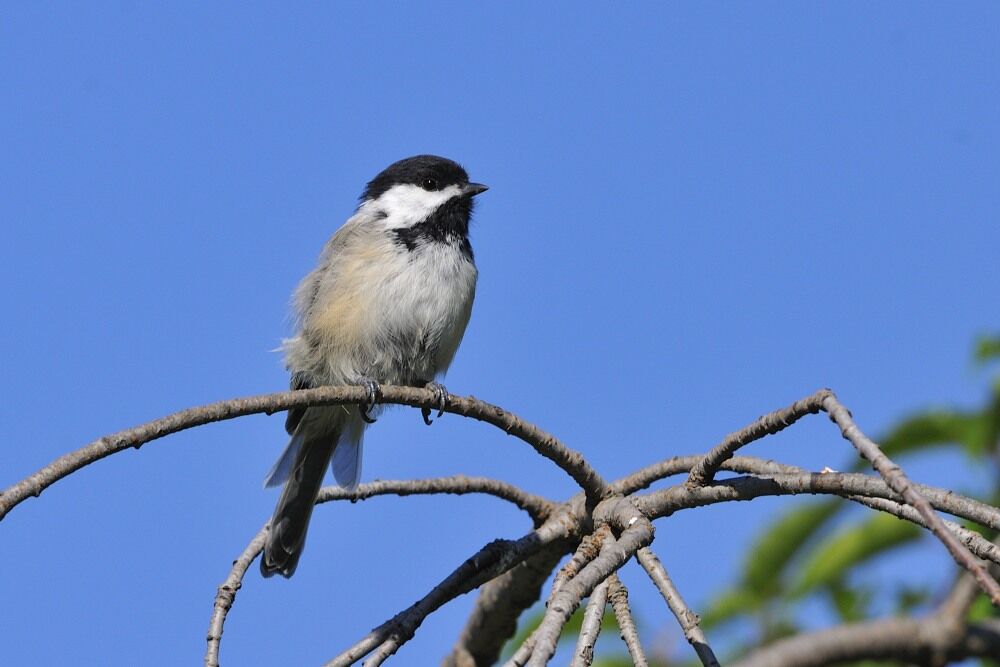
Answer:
[{"xmin": 260, "ymin": 416, "xmax": 339, "ymax": 578}]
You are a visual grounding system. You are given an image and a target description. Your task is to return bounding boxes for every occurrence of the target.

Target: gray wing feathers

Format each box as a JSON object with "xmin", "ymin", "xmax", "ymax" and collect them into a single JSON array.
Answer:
[{"xmin": 293, "ymin": 217, "xmax": 368, "ymax": 320}]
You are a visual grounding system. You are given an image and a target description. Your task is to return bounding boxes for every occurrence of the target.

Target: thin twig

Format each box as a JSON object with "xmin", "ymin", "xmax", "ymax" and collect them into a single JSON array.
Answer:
[
  {"xmin": 325, "ymin": 501, "xmax": 583, "ymax": 666},
  {"xmin": 821, "ymin": 391, "xmax": 1000, "ymax": 605},
  {"xmin": 204, "ymin": 525, "xmax": 269, "ymax": 667},
  {"xmin": 444, "ymin": 544, "xmax": 571, "ymax": 667},
  {"xmin": 548, "ymin": 525, "xmax": 611, "ymax": 607},
  {"xmin": 0, "ymin": 385, "xmax": 606, "ymax": 520},
  {"xmin": 502, "ymin": 525, "xmax": 611, "ymax": 667},
  {"xmin": 615, "ymin": 454, "xmax": 799, "ymax": 496},
  {"xmin": 606, "ymin": 574, "xmax": 648, "ymax": 667},
  {"xmin": 636, "ymin": 547, "xmax": 720, "ymax": 667},
  {"xmin": 639, "ymin": 472, "xmax": 1000, "ymax": 534},
  {"xmin": 937, "ymin": 547, "xmax": 1000, "ymax": 623},
  {"xmin": 570, "ymin": 528, "xmax": 617, "ymax": 667},
  {"xmin": 315, "ymin": 475, "xmax": 552, "ymax": 524},
  {"xmin": 570, "ymin": 580, "xmax": 610, "ymax": 667},
  {"xmin": 616, "ymin": 455, "xmax": 1000, "ymax": 564},
  {"xmin": 685, "ymin": 389, "xmax": 831, "ymax": 487},
  {"xmin": 203, "ymin": 476, "xmax": 555, "ymax": 667},
  {"xmin": 844, "ymin": 496, "xmax": 1000, "ymax": 566},
  {"xmin": 502, "ymin": 632, "xmax": 536, "ymax": 667},
  {"xmin": 528, "ymin": 498, "xmax": 653, "ymax": 666}
]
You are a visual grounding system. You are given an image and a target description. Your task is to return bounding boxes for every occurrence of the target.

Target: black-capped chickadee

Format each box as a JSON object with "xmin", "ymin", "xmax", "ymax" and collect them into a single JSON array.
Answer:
[{"xmin": 260, "ymin": 155, "xmax": 488, "ymax": 578}]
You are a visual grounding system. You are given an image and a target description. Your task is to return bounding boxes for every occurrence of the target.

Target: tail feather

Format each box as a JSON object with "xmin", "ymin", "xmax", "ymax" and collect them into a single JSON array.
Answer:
[
  {"xmin": 262, "ymin": 430, "xmax": 304, "ymax": 489},
  {"xmin": 331, "ymin": 414, "xmax": 365, "ymax": 490},
  {"xmin": 261, "ymin": 425, "xmax": 338, "ymax": 578}
]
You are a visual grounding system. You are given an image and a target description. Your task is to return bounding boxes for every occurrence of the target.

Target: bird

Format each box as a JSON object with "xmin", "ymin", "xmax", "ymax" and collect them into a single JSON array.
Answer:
[{"xmin": 260, "ymin": 155, "xmax": 488, "ymax": 578}]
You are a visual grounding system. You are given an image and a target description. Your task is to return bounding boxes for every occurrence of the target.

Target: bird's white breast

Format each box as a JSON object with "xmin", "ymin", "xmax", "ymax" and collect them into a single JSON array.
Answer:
[{"xmin": 289, "ymin": 230, "xmax": 477, "ymax": 387}]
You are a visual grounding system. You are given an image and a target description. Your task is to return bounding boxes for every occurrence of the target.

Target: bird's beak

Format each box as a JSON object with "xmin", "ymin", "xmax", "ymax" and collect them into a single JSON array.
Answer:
[{"xmin": 463, "ymin": 183, "xmax": 489, "ymax": 197}]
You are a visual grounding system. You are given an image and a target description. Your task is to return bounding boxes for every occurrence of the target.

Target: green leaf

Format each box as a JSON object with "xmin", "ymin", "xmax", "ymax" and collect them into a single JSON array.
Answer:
[
  {"xmin": 700, "ymin": 588, "xmax": 762, "ymax": 629},
  {"xmin": 968, "ymin": 592, "xmax": 999, "ymax": 621},
  {"xmin": 859, "ymin": 410, "xmax": 992, "ymax": 465},
  {"xmin": 593, "ymin": 657, "xmax": 647, "ymax": 667},
  {"xmin": 501, "ymin": 605, "xmax": 618, "ymax": 658},
  {"xmin": 828, "ymin": 581, "xmax": 873, "ymax": 622},
  {"xmin": 973, "ymin": 335, "xmax": 1000, "ymax": 365},
  {"xmin": 893, "ymin": 585, "xmax": 931, "ymax": 614},
  {"xmin": 742, "ymin": 499, "xmax": 844, "ymax": 595},
  {"xmin": 790, "ymin": 513, "xmax": 922, "ymax": 596},
  {"xmin": 502, "ymin": 608, "xmax": 544, "ymax": 657},
  {"xmin": 702, "ymin": 501, "xmax": 844, "ymax": 629}
]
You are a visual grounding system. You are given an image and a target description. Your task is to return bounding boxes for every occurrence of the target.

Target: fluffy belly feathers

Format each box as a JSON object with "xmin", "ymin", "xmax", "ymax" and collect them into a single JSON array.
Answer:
[{"xmin": 294, "ymin": 242, "xmax": 476, "ymax": 385}]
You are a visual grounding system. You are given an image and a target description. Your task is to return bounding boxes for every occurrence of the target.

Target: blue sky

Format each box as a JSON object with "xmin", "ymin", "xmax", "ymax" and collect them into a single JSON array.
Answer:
[{"xmin": 2, "ymin": 3, "xmax": 998, "ymax": 665}]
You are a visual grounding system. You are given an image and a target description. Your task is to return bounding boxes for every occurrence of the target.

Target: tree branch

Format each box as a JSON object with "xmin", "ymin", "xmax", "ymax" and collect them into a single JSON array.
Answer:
[
  {"xmin": 314, "ymin": 475, "xmax": 553, "ymax": 524},
  {"xmin": 685, "ymin": 389, "xmax": 831, "ymax": 487},
  {"xmin": 205, "ymin": 525, "xmax": 268, "ymax": 667},
  {"xmin": 443, "ymin": 543, "xmax": 571, "ymax": 667},
  {"xmin": 821, "ymin": 391, "xmax": 1000, "ymax": 604},
  {"xmin": 634, "ymin": 474, "xmax": 1000, "ymax": 565},
  {"xmin": 636, "ymin": 546, "xmax": 720, "ymax": 667},
  {"xmin": 10, "ymin": 382, "xmax": 999, "ymax": 666},
  {"xmin": 204, "ymin": 476, "xmax": 555, "ymax": 667},
  {"xmin": 617, "ymin": 456, "xmax": 1000, "ymax": 566},
  {"xmin": 527, "ymin": 498, "xmax": 653, "ymax": 666},
  {"xmin": 324, "ymin": 498, "xmax": 585, "ymax": 666},
  {"xmin": 570, "ymin": 526, "xmax": 616, "ymax": 667},
  {"xmin": 730, "ymin": 617, "xmax": 1000, "ymax": 667},
  {"xmin": 606, "ymin": 574, "xmax": 648, "ymax": 667},
  {"xmin": 0, "ymin": 385, "xmax": 605, "ymax": 520},
  {"xmin": 569, "ymin": 579, "xmax": 610, "ymax": 667}
]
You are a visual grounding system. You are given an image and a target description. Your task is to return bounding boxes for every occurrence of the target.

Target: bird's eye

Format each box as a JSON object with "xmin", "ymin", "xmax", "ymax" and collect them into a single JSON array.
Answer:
[{"xmin": 422, "ymin": 178, "xmax": 439, "ymax": 191}]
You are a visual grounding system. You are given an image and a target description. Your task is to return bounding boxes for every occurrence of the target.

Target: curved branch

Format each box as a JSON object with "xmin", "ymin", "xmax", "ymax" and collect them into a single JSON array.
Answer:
[
  {"xmin": 204, "ymin": 476, "xmax": 555, "ymax": 667},
  {"xmin": 205, "ymin": 525, "xmax": 269, "ymax": 667},
  {"xmin": 731, "ymin": 616, "xmax": 1000, "ymax": 667},
  {"xmin": 615, "ymin": 454, "xmax": 802, "ymax": 496},
  {"xmin": 0, "ymin": 385, "xmax": 605, "ymax": 520},
  {"xmin": 444, "ymin": 543, "xmax": 570, "ymax": 667},
  {"xmin": 821, "ymin": 391, "xmax": 1000, "ymax": 604},
  {"xmin": 616, "ymin": 456, "xmax": 1000, "ymax": 565},
  {"xmin": 326, "ymin": 535, "xmax": 545, "ymax": 667},
  {"xmin": 634, "ymin": 474, "xmax": 1000, "ymax": 565},
  {"xmin": 325, "ymin": 498, "xmax": 586, "ymax": 666},
  {"xmin": 843, "ymin": 496, "xmax": 1000, "ymax": 566},
  {"xmin": 314, "ymin": 475, "xmax": 553, "ymax": 524},
  {"xmin": 685, "ymin": 389, "xmax": 831, "ymax": 487},
  {"xmin": 641, "ymin": 472, "xmax": 1000, "ymax": 532}
]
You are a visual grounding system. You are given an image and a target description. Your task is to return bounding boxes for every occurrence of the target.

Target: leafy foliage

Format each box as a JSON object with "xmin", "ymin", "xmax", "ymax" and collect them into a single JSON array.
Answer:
[
  {"xmin": 789, "ymin": 513, "xmax": 921, "ymax": 596},
  {"xmin": 701, "ymin": 335, "xmax": 1000, "ymax": 665}
]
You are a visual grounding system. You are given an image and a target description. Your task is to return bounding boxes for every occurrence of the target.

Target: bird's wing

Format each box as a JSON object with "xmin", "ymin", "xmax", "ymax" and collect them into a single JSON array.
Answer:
[{"xmin": 292, "ymin": 212, "xmax": 372, "ymax": 319}]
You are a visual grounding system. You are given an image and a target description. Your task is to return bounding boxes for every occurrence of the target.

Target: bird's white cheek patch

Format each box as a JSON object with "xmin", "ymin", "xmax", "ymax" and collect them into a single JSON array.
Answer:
[{"xmin": 372, "ymin": 184, "xmax": 464, "ymax": 228}]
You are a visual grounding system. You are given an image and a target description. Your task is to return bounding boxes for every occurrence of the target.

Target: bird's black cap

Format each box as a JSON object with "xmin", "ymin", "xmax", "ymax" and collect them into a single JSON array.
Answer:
[{"xmin": 362, "ymin": 155, "xmax": 473, "ymax": 202}]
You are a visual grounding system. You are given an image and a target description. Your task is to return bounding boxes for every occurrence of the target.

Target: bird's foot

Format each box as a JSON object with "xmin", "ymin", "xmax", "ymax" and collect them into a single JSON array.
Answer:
[
  {"xmin": 359, "ymin": 379, "xmax": 382, "ymax": 424},
  {"xmin": 420, "ymin": 381, "xmax": 449, "ymax": 426}
]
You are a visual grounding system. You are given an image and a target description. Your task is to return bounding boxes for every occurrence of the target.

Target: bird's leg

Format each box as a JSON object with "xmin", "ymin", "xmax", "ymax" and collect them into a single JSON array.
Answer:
[
  {"xmin": 359, "ymin": 379, "xmax": 382, "ymax": 424},
  {"xmin": 418, "ymin": 380, "xmax": 449, "ymax": 426}
]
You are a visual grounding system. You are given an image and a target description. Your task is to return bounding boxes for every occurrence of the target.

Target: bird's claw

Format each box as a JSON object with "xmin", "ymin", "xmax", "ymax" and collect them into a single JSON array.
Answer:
[
  {"xmin": 360, "ymin": 379, "xmax": 381, "ymax": 424},
  {"xmin": 421, "ymin": 382, "xmax": 449, "ymax": 426}
]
